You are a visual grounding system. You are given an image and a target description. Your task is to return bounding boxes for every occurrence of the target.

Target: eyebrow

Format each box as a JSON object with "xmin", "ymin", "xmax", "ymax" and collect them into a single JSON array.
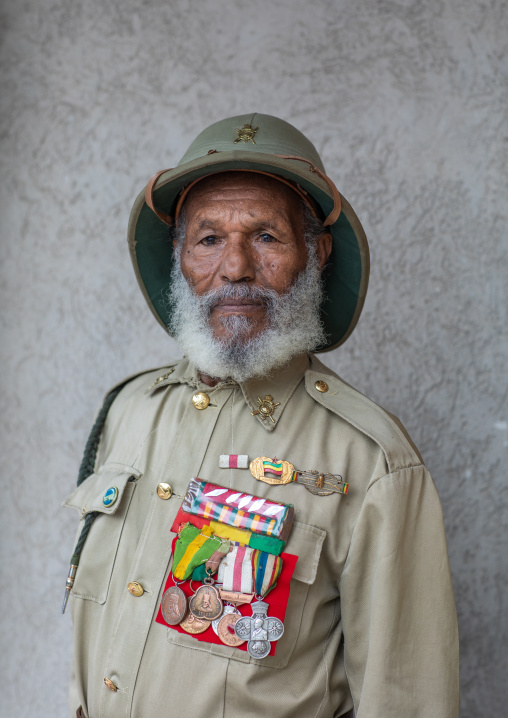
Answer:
[{"xmin": 195, "ymin": 219, "xmax": 220, "ymax": 231}]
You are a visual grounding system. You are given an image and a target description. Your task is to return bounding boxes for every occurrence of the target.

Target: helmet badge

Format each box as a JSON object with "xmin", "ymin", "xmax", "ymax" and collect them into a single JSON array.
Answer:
[{"xmin": 234, "ymin": 123, "xmax": 259, "ymax": 144}]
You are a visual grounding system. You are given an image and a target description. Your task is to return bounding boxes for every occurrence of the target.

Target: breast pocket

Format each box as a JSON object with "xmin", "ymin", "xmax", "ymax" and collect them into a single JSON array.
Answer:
[
  {"xmin": 167, "ymin": 520, "xmax": 326, "ymax": 669},
  {"xmin": 63, "ymin": 462, "xmax": 141, "ymax": 604},
  {"xmin": 253, "ymin": 521, "xmax": 326, "ymax": 669}
]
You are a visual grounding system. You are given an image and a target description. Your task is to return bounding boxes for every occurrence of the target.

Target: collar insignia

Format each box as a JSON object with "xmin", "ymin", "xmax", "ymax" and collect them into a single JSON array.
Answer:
[
  {"xmin": 147, "ymin": 367, "xmax": 175, "ymax": 390},
  {"xmin": 251, "ymin": 395, "xmax": 281, "ymax": 424}
]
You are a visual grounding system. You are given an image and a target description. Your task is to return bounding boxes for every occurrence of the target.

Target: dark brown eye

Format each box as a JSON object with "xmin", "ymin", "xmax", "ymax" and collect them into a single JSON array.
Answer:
[{"xmin": 200, "ymin": 236, "xmax": 218, "ymax": 246}]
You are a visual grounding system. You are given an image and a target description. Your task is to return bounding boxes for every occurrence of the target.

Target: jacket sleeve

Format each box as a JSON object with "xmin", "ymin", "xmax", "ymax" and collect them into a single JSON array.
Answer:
[{"xmin": 339, "ymin": 464, "xmax": 459, "ymax": 717}]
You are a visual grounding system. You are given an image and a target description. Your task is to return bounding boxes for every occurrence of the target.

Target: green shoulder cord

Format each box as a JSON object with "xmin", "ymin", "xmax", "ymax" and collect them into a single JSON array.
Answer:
[{"xmin": 61, "ymin": 384, "xmax": 124, "ymax": 614}]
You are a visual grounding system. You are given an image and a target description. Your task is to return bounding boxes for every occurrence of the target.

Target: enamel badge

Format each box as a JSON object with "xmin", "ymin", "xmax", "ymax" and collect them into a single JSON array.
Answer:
[
  {"xmin": 250, "ymin": 457, "xmax": 349, "ymax": 496},
  {"xmin": 249, "ymin": 457, "xmax": 296, "ymax": 485}
]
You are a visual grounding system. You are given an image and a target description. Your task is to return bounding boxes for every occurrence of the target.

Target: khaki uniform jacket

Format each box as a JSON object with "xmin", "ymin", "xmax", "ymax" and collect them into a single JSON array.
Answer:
[{"xmin": 64, "ymin": 354, "xmax": 459, "ymax": 718}]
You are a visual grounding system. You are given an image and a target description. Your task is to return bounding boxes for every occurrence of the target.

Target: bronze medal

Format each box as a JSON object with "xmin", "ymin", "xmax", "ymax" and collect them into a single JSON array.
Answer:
[
  {"xmin": 180, "ymin": 612, "xmax": 211, "ymax": 635},
  {"xmin": 217, "ymin": 613, "xmax": 245, "ymax": 647},
  {"xmin": 161, "ymin": 585, "xmax": 187, "ymax": 626},
  {"xmin": 189, "ymin": 583, "xmax": 223, "ymax": 621},
  {"xmin": 212, "ymin": 604, "xmax": 239, "ymax": 636}
]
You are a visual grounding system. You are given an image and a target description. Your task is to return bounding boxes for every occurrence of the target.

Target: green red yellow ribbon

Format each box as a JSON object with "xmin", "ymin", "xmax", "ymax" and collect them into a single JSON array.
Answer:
[{"xmin": 173, "ymin": 524, "xmax": 223, "ymax": 580}]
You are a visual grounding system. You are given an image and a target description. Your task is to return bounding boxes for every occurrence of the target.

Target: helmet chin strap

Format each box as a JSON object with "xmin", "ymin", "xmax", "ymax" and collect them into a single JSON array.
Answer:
[
  {"xmin": 274, "ymin": 155, "xmax": 342, "ymax": 226},
  {"xmin": 172, "ymin": 169, "xmax": 322, "ymax": 223},
  {"xmin": 144, "ymin": 159, "xmax": 342, "ymax": 228},
  {"xmin": 144, "ymin": 168, "xmax": 174, "ymax": 225}
]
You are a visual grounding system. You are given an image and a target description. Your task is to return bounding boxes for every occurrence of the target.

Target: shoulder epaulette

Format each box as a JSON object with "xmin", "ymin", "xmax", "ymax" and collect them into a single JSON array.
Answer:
[{"xmin": 306, "ymin": 356, "xmax": 422, "ymax": 474}]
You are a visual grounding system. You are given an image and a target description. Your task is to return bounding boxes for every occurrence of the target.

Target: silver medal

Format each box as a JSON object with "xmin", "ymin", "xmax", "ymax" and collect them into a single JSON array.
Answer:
[
  {"xmin": 234, "ymin": 600, "xmax": 284, "ymax": 659},
  {"xmin": 247, "ymin": 639, "xmax": 271, "ymax": 658}
]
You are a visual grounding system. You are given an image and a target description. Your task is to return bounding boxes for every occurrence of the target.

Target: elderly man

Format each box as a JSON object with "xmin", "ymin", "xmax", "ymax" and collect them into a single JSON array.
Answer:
[{"xmin": 63, "ymin": 114, "xmax": 459, "ymax": 718}]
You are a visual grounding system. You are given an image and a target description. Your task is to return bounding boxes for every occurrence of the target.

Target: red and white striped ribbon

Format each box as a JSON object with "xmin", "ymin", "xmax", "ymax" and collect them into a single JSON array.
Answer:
[
  {"xmin": 219, "ymin": 545, "xmax": 253, "ymax": 593},
  {"xmin": 219, "ymin": 455, "xmax": 249, "ymax": 469}
]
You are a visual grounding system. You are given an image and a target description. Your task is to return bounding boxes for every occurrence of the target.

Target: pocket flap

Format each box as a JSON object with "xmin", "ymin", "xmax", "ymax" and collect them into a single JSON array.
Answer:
[
  {"xmin": 63, "ymin": 462, "xmax": 142, "ymax": 517},
  {"xmin": 285, "ymin": 521, "xmax": 326, "ymax": 585}
]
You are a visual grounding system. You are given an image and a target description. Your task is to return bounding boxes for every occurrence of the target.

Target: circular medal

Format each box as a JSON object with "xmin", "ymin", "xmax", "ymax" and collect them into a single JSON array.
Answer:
[
  {"xmin": 189, "ymin": 583, "xmax": 223, "ymax": 621},
  {"xmin": 247, "ymin": 639, "xmax": 271, "ymax": 659},
  {"xmin": 161, "ymin": 585, "xmax": 187, "ymax": 626},
  {"xmin": 180, "ymin": 613, "xmax": 211, "ymax": 634},
  {"xmin": 217, "ymin": 613, "xmax": 245, "ymax": 647},
  {"xmin": 212, "ymin": 604, "xmax": 239, "ymax": 636}
]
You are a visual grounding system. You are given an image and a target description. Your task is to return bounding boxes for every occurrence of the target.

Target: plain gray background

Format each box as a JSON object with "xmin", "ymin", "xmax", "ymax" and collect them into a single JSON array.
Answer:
[{"xmin": 0, "ymin": 0, "xmax": 506, "ymax": 715}]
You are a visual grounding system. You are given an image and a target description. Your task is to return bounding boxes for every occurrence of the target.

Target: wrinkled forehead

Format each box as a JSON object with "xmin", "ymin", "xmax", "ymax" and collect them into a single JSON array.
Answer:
[{"xmin": 177, "ymin": 170, "xmax": 320, "ymax": 222}]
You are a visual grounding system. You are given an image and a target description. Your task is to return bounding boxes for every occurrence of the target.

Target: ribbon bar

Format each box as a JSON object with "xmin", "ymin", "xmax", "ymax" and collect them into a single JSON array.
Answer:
[
  {"xmin": 219, "ymin": 454, "xmax": 249, "ymax": 469},
  {"xmin": 182, "ymin": 479, "xmax": 294, "ymax": 541}
]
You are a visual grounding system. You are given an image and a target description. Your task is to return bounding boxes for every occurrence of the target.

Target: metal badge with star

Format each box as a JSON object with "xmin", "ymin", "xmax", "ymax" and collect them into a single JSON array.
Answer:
[
  {"xmin": 251, "ymin": 395, "xmax": 281, "ymax": 424},
  {"xmin": 234, "ymin": 123, "xmax": 258, "ymax": 144}
]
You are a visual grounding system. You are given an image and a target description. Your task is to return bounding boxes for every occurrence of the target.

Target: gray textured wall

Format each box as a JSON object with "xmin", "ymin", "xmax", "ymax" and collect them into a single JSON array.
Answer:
[{"xmin": 1, "ymin": 1, "xmax": 506, "ymax": 715}]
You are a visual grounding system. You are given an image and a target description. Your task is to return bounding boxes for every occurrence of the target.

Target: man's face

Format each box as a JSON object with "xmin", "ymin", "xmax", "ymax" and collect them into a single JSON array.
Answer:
[{"xmin": 177, "ymin": 172, "xmax": 327, "ymax": 343}]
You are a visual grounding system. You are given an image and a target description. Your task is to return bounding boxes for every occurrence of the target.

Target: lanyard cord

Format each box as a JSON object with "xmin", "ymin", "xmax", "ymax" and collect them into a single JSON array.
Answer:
[{"xmin": 61, "ymin": 383, "xmax": 125, "ymax": 613}]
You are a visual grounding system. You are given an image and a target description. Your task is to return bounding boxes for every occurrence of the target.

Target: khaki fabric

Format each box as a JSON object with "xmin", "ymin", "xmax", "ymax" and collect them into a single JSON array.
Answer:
[{"xmin": 64, "ymin": 354, "xmax": 459, "ymax": 717}]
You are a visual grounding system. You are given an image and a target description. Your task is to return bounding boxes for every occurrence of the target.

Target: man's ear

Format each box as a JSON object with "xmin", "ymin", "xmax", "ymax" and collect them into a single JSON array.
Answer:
[{"xmin": 316, "ymin": 232, "xmax": 333, "ymax": 270}]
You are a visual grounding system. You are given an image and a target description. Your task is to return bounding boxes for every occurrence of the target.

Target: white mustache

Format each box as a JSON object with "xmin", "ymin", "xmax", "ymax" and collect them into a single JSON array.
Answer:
[
  {"xmin": 199, "ymin": 283, "xmax": 279, "ymax": 312},
  {"xmin": 167, "ymin": 244, "xmax": 326, "ymax": 382}
]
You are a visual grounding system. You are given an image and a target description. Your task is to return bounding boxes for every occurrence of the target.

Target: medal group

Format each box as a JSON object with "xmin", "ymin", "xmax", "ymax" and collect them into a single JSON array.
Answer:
[{"xmin": 159, "ymin": 456, "xmax": 348, "ymax": 659}]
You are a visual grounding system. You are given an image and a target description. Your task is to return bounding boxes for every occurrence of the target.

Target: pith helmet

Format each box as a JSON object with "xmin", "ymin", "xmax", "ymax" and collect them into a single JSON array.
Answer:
[{"xmin": 128, "ymin": 112, "xmax": 369, "ymax": 351}]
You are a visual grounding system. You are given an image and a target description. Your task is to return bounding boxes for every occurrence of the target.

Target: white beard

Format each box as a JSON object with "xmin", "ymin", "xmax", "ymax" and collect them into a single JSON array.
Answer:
[{"xmin": 167, "ymin": 246, "xmax": 326, "ymax": 383}]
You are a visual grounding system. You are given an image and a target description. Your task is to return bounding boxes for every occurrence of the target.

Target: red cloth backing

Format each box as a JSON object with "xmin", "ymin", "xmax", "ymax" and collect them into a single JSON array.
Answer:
[
  {"xmin": 170, "ymin": 506, "xmax": 207, "ymax": 534},
  {"xmin": 156, "ymin": 537, "xmax": 298, "ymax": 656}
]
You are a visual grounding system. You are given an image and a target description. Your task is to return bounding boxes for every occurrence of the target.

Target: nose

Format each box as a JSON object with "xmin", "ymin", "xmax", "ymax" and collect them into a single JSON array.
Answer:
[{"xmin": 219, "ymin": 236, "xmax": 256, "ymax": 283}]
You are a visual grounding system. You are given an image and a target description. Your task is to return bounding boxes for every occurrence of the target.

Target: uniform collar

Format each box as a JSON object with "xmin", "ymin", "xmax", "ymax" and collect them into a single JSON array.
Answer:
[
  {"xmin": 146, "ymin": 354, "xmax": 310, "ymax": 432},
  {"xmin": 239, "ymin": 353, "xmax": 309, "ymax": 432}
]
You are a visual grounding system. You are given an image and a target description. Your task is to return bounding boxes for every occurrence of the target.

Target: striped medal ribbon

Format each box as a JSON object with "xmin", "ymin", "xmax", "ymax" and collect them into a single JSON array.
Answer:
[
  {"xmin": 252, "ymin": 550, "xmax": 283, "ymax": 598},
  {"xmin": 219, "ymin": 545, "xmax": 254, "ymax": 594},
  {"xmin": 173, "ymin": 524, "xmax": 223, "ymax": 581}
]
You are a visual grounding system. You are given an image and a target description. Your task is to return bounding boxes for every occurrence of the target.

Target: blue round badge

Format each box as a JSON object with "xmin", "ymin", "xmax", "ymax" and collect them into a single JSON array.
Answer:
[{"xmin": 103, "ymin": 486, "xmax": 119, "ymax": 507}]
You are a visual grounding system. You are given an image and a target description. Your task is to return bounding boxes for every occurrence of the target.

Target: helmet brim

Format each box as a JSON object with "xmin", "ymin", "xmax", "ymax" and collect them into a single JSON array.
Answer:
[{"xmin": 128, "ymin": 150, "xmax": 369, "ymax": 352}]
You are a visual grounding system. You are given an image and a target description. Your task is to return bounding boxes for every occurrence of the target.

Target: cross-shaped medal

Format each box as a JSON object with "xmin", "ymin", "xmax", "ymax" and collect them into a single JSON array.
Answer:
[{"xmin": 234, "ymin": 600, "xmax": 284, "ymax": 659}]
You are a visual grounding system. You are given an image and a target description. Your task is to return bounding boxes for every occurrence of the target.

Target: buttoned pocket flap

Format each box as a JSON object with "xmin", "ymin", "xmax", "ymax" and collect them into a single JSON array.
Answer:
[
  {"xmin": 63, "ymin": 462, "xmax": 142, "ymax": 518},
  {"xmin": 166, "ymin": 520, "xmax": 327, "ymax": 669},
  {"xmin": 63, "ymin": 463, "xmax": 141, "ymax": 604},
  {"xmin": 285, "ymin": 520, "xmax": 326, "ymax": 584}
]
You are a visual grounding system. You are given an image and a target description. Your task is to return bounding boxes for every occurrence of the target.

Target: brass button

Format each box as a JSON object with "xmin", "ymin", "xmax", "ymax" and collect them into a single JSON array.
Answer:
[
  {"xmin": 127, "ymin": 581, "xmax": 144, "ymax": 597},
  {"xmin": 104, "ymin": 678, "xmax": 118, "ymax": 692},
  {"xmin": 157, "ymin": 482, "xmax": 173, "ymax": 500},
  {"xmin": 315, "ymin": 380, "xmax": 329, "ymax": 393},
  {"xmin": 192, "ymin": 392, "xmax": 210, "ymax": 410}
]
